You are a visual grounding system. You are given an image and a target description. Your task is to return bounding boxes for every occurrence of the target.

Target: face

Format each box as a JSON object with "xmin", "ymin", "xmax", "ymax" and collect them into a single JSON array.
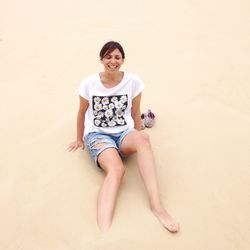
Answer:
[{"xmin": 101, "ymin": 48, "xmax": 124, "ymax": 72}]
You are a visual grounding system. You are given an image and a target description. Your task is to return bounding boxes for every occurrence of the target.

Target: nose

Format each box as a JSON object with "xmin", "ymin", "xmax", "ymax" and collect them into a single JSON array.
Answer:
[{"xmin": 110, "ymin": 57, "xmax": 116, "ymax": 64}]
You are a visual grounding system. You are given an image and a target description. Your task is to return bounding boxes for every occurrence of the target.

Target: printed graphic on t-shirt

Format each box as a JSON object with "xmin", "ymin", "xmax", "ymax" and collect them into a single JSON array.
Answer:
[{"xmin": 92, "ymin": 95, "xmax": 128, "ymax": 127}]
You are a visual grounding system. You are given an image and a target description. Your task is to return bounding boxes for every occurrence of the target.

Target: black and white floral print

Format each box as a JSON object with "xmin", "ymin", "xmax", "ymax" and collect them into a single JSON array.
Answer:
[{"xmin": 92, "ymin": 95, "xmax": 128, "ymax": 127}]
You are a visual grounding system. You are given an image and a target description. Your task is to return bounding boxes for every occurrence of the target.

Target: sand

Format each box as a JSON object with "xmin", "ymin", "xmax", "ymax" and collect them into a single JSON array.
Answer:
[{"xmin": 1, "ymin": 0, "xmax": 250, "ymax": 249}]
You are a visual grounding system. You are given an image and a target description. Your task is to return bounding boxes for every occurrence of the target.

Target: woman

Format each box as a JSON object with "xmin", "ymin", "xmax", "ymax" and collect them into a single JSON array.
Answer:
[{"xmin": 68, "ymin": 41, "xmax": 179, "ymax": 233}]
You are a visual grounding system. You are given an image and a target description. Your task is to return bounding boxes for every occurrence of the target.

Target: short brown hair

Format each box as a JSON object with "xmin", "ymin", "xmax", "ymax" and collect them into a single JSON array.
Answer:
[{"xmin": 99, "ymin": 41, "xmax": 125, "ymax": 60}]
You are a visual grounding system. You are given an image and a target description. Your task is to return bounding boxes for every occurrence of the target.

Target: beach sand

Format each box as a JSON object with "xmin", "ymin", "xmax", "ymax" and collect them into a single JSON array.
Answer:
[{"xmin": 0, "ymin": 0, "xmax": 250, "ymax": 249}]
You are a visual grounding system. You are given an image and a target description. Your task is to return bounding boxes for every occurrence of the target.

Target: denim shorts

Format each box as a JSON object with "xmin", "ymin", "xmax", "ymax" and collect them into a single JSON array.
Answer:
[{"xmin": 84, "ymin": 128, "xmax": 134, "ymax": 168}]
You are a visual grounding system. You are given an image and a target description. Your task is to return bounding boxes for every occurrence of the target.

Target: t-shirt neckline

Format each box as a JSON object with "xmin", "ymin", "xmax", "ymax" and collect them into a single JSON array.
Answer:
[{"xmin": 98, "ymin": 71, "xmax": 126, "ymax": 90}]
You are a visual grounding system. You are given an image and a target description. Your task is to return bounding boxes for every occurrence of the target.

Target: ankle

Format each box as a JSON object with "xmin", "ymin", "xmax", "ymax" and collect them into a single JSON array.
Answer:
[
  {"xmin": 98, "ymin": 220, "xmax": 112, "ymax": 232},
  {"xmin": 150, "ymin": 203, "xmax": 164, "ymax": 214}
]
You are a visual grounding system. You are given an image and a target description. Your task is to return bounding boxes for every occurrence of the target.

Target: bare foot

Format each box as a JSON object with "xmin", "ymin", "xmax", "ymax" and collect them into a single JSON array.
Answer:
[{"xmin": 151, "ymin": 207, "xmax": 180, "ymax": 233}]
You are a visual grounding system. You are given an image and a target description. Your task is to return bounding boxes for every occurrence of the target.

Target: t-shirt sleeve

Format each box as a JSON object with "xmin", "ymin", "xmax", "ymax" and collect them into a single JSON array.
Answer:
[
  {"xmin": 132, "ymin": 75, "xmax": 145, "ymax": 98},
  {"xmin": 77, "ymin": 78, "xmax": 89, "ymax": 100}
]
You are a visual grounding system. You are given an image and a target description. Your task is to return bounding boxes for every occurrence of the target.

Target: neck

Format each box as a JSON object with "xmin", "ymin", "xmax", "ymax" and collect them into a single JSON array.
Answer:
[
  {"xmin": 103, "ymin": 71, "xmax": 122, "ymax": 79},
  {"xmin": 100, "ymin": 71, "xmax": 124, "ymax": 86}
]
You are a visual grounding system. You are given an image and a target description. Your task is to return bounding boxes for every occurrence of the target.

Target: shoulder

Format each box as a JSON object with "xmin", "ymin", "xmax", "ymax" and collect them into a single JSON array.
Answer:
[
  {"xmin": 124, "ymin": 72, "xmax": 144, "ymax": 87},
  {"xmin": 78, "ymin": 73, "xmax": 99, "ymax": 99},
  {"xmin": 124, "ymin": 72, "xmax": 145, "ymax": 87},
  {"xmin": 124, "ymin": 72, "xmax": 145, "ymax": 97}
]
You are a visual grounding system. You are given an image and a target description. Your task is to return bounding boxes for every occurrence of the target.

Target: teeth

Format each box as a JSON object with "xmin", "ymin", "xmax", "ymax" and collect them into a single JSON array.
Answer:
[{"xmin": 108, "ymin": 65, "xmax": 117, "ymax": 69}]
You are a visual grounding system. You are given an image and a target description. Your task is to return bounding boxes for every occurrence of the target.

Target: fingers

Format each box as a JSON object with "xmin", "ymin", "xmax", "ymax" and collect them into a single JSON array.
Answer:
[
  {"xmin": 67, "ymin": 146, "xmax": 75, "ymax": 152},
  {"xmin": 72, "ymin": 146, "xmax": 78, "ymax": 152},
  {"xmin": 67, "ymin": 143, "xmax": 78, "ymax": 152},
  {"xmin": 67, "ymin": 142, "xmax": 85, "ymax": 152}
]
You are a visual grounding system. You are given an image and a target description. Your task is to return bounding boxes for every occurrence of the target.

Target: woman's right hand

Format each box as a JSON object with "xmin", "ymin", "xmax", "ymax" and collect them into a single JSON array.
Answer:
[{"xmin": 67, "ymin": 140, "xmax": 85, "ymax": 152}]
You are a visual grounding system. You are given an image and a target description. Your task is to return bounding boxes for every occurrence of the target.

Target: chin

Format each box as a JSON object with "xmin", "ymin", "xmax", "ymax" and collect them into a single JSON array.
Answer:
[{"xmin": 107, "ymin": 67, "xmax": 120, "ymax": 72}]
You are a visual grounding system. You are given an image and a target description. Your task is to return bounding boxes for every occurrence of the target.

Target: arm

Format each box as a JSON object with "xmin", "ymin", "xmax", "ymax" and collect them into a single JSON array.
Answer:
[
  {"xmin": 131, "ymin": 93, "xmax": 142, "ymax": 131},
  {"xmin": 76, "ymin": 96, "xmax": 89, "ymax": 141},
  {"xmin": 68, "ymin": 96, "xmax": 89, "ymax": 151}
]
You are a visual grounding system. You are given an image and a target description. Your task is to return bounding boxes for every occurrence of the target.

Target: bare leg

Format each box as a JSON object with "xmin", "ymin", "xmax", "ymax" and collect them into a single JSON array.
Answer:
[
  {"xmin": 120, "ymin": 131, "xmax": 179, "ymax": 233},
  {"xmin": 97, "ymin": 147, "xmax": 125, "ymax": 232}
]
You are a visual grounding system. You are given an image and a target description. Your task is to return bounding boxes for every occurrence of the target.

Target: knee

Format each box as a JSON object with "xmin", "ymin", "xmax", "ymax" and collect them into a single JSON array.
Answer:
[
  {"xmin": 107, "ymin": 165, "xmax": 125, "ymax": 181},
  {"xmin": 135, "ymin": 131, "xmax": 151, "ymax": 148}
]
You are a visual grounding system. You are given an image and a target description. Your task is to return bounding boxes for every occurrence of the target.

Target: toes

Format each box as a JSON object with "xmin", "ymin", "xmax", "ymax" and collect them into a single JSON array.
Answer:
[{"xmin": 168, "ymin": 223, "xmax": 179, "ymax": 233}]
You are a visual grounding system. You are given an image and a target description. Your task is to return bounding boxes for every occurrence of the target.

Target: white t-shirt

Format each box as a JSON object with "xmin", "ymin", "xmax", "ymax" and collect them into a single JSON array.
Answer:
[{"xmin": 78, "ymin": 72, "xmax": 145, "ymax": 137}]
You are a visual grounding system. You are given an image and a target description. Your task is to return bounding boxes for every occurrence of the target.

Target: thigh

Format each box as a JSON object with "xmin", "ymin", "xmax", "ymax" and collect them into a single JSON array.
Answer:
[
  {"xmin": 119, "ymin": 130, "xmax": 147, "ymax": 156},
  {"xmin": 85, "ymin": 132, "xmax": 118, "ymax": 168}
]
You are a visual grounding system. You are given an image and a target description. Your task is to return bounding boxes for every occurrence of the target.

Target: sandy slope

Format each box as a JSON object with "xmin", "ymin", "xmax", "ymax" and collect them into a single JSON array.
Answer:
[{"xmin": 1, "ymin": 0, "xmax": 250, "ymax": 249}]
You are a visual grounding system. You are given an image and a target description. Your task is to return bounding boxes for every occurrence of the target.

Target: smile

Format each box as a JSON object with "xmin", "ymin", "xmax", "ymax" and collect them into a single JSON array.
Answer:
[{"xmin": 108, "ymin": 65, "xmax": 118, "ymax": 69}]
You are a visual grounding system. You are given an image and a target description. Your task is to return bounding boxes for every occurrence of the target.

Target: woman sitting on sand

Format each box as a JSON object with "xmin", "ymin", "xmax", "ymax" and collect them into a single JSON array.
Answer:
[{"xmin": 68, "ymin": 41, "xmax": 179, "ymax": 233}]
